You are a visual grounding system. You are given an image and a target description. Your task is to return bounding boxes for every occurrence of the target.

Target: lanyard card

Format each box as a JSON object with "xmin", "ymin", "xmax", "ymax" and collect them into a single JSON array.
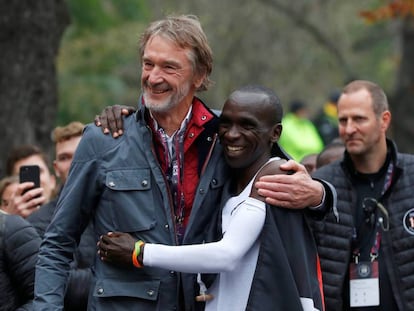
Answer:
[{"xmin": 349, "ymin": 261, "xmax": 379, "ymax": 307}]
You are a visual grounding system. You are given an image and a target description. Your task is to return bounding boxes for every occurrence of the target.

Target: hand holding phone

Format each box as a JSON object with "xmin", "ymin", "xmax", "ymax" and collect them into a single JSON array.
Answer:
[{"xmin": 19, "ymin": 165, "xmax": 40, "ymax": 194}]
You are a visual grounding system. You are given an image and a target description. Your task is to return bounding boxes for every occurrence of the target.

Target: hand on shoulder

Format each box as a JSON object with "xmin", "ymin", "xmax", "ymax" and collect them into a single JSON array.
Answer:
[{"xmin": 250, "ymin": 158, "xmax": 288, "ymax": 201}]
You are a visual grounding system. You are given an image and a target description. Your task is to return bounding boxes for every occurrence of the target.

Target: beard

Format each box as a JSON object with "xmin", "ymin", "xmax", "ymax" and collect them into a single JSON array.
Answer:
[{"xmin": 143, "ymin": 80, "xmax": 191, "ymax": 113}]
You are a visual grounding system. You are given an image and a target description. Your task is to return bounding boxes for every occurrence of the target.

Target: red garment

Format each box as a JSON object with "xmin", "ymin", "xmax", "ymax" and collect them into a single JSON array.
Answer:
[{"xmin": 149, "ymin": 98, "xmax": 215, "ymax": 227}]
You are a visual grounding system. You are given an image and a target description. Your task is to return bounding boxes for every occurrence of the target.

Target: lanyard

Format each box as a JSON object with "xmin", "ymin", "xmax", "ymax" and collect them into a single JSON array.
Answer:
[
  {"xmin": 370, "ymin": 230, "xmax": 381, "ymax": 261},
  {"xmin": 352, "ymin": 228, "xmax": 381, "ymax": 263},
  {"xmin": 158, "ymin": 126, "xmax": 187, "ymax": 244},
  {"xmin": 352, "ymin": 160, "xmax": 393, "ymax": 263}
]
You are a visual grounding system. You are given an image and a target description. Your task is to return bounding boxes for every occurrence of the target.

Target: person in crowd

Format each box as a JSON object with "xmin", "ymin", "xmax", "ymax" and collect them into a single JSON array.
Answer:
[
  {"xmin": 26, "ymin": 121, "xmax": 93, "ymax": 311},
  {"xmin": 315, "ymin": 138, "xmax": 345, "ymax": 169},
  {"xmin": 312, "ymin": 80, "xmax": 414, "ymax": 310},
  {"xmin": 0, "ymin": 210, "xmax": 41, "ymax": 310},
  {"xmin": 98, "ymin": 85, "xmax": 324, "ymax": 311},
  {"xmin": 35, "ymin": 15, "xmax": 334, "ymax": 311},
  {"xmin": 313, "ymin": 90, "xmax": 340, "ymax": 145},
  {"xmin": 301, "ymin": 153, "xmax": 318, "ymax": 174},
  {"xmin": 278, "ymin": 100, "xmax": 324, "ymax": 162},
  {"xmin": 0, "ymin": 175, "xmax": 19, "ymax": 213},
  {"xmin": 52, "ymin": 121, "xmax": 85, "ymax": 192},
  {"xmin": 5, "ymin": 144, "xmax": 56, "ymax": 218},
  {"xmin": 27, "ymin": 121, "xmax": 85, "ymax": 237}
]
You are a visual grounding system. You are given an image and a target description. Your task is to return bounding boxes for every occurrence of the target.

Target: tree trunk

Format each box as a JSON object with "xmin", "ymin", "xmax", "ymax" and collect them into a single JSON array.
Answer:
[
  {"xmin": 0, "ymin": 0, "xmax": 70, "ymax": 177},
  {"xmin": 391, "ymin": 16, "xmax": 414, "ymax": 153}
]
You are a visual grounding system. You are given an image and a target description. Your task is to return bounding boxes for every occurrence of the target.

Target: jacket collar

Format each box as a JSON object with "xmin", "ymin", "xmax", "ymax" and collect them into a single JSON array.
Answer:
[
  {"xmin": 342, "ymin": 138, "xmax": 398, "ymax": 173},
  {"xmin": 342, "ymin": 138, "xmax": 402, "ymax": 195}
]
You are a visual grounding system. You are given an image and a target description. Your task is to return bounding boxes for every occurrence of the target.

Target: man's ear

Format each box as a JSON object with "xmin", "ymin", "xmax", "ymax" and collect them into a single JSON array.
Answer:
[
  {"xmin": 381, "ymin": 110, "xmax": 391, "ymax": 132},
  {"xmin": 193, "ymin": 72, "xmax": 206, "ymax": 89},
  {"xmin": 270, "ymin": 123, "xmax": 282, "ymax": 143}
]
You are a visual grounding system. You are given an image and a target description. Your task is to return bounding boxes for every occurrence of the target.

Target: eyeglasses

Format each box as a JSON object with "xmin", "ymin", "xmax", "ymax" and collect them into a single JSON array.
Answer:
[{"xmin": 362, "ymin": 197, "xmax": 389, "ymax": 231}]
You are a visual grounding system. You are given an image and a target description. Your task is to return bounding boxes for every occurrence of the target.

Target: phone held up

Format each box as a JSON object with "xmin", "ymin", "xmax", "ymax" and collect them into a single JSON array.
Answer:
[{"xmin": 19, "ymin": 165, "xmax": 40, "ymax": 194}]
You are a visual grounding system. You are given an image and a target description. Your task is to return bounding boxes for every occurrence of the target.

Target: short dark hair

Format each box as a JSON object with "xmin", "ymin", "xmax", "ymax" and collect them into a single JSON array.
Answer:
[
  {"xmin": 6, "ymin": 144, "xmax": 51, "ymax": 176},
  {"xmin": 289, "ymin": 100, "xmax": 306, "ymax": 114},
  {"xmin": 235, "ymin": 84, "xmax": 283, "ymax": 124},
  {"xmin": 342, "ymin": 80, "xmax": 388, "ymax": 117}
]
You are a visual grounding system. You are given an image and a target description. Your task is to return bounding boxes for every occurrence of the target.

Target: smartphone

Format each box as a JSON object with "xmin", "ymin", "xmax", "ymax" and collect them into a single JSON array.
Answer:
[{"xmin": 19, "ymin": 165, "xmax": 40, "ymax": 192}]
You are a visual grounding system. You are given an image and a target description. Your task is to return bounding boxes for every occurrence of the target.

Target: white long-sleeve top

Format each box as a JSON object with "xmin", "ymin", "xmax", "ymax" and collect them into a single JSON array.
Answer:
[{"xmin": 144, "ymin": 175, "xmax": 265, "ymax": 311}]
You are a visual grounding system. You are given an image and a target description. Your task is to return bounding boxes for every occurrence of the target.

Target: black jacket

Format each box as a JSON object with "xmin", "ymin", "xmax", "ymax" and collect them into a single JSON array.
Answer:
[
  {"xmin": 311, "ymin": 139, "xmax": 414, "ymax": 310},
  {"xmin": 27, "ymin": 197, "xmax": 95, "ymax": 311},
  {"xmin": 225, "ymin": 148, "xmax": 329, "ymax": 311},
  {"xmin": 0, "ymin": 213, "xmax": 41, "ymax": 311},
  {"xmin": 247, "ymin": 205, "xmax": 324, "ymax": 311}
]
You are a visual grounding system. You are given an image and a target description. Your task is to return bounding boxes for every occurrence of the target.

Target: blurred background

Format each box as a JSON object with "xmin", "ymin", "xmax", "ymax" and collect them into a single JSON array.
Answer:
[{"xmin": 1, "ymin": 0, "xmax": 413, "ymax": 174}]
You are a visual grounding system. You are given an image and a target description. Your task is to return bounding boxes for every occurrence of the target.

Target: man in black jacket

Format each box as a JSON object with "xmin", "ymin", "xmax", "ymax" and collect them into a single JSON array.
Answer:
[
  {"xmin": 0, "ymin": 212, "xmax": 41, "ymax": 311},
  {"xmin": 312, "ymin": 80, "xmax": 414, "ymax": 310}
]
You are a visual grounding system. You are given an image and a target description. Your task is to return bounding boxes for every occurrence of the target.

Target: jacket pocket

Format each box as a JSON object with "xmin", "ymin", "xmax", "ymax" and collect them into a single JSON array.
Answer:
[
  {"xmin": 104, "ymin": 168, "xmax": 156, "ymax": 232},
  {"xmin": 106, "ymin": 169, "xmax": 151, "ymax": 191},
  {"xmin": 93, "ymin": 278, "xmax": 160, "ymax": 301}
]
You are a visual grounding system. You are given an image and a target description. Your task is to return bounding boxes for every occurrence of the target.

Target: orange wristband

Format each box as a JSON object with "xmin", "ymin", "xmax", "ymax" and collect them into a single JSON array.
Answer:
[{"xmin": 132, "ymin": 240, "xmax": 145, "ymax": 268}]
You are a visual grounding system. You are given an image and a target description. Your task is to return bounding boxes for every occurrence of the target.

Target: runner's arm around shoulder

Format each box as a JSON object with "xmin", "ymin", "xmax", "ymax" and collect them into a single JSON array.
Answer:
[
  {"xmin": 253, "ymin": 159, "xmax": 337, "ymax": 218},
  {"xmin": 250, "ymin": 158, "xmax": 289, "ymax": 202}
]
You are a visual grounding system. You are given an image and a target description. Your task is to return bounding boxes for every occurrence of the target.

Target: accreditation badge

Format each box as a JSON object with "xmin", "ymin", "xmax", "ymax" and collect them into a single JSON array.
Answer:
[{"xmin": 349, "ymin": 261, "xmax": 379, "ymax": 307}]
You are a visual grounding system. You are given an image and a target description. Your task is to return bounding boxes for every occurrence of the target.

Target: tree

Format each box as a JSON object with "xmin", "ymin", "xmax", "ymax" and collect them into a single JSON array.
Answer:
[
  {"xmin": 393, "ymin": 16, "xmax": 414, "ymax": 152},
  {"xmin": 360, "ymin": 0, "xmax": 414, "ymax": 152},
  {"xmin": 0, "ymin": 0, "xmax": 70, "ymax": 176},
  {"xmin": 56, "ymin": 0, "xmax": 151, "ymax": 125},
  {"xmin": 255, "ymin": 0, "xmax": 414, "ymax": 151}
]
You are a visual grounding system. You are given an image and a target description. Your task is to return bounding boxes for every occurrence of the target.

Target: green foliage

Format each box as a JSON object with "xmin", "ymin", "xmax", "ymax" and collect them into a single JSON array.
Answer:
[
  {"xmin": 57, "ymin": 0, "xmax": 150, "ymax": 125},
  {"xmin": 66, "ymin": 0, "xmax": 150, "ymax": 35},
  {"xmin": 57, "ymin": 0, "xmax": 399, "ymax": 126},
  {"xmin": 67, "ymin": 0, "xmax": 113, "ymax": 33},
  {"xmin": 57, "ymin": 21, "xmax": 144, "ymax": 125}
]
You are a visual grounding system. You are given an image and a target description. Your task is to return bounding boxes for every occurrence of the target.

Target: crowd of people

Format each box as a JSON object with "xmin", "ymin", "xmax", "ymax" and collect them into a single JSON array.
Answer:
[
  {"xmin": 0, "ymin": 121, "xmax": 95, "ymax": 311},
  {"xmin": 278, "ymin": 91, "xmax": 341, "ymax": 164},
  {"xmin": 1, "ymin": 13, "xmax": 413, "ymax": 311}
]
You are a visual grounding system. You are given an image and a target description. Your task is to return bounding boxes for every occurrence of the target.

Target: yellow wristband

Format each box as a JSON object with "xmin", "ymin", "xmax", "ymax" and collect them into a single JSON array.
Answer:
[{"xmin": 132, "ymin": 240, "xmax": 145, "ymax": 268}]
